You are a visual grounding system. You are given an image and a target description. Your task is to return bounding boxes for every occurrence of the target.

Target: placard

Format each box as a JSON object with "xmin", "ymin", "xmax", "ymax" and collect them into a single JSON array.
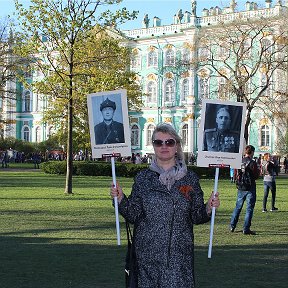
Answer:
[
  {"xmin": 197, "ymin": 99, "xmax": 246, "ymax": 169},
  {"xmin": 87, "ymin": 89, "xmax": 131, "ymax": 158}
]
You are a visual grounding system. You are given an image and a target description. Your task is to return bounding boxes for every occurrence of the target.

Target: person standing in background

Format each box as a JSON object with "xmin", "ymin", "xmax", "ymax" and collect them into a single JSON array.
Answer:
[{"xmin": 262, "ymin": 153, "xmax": 278, "ymax": 212}]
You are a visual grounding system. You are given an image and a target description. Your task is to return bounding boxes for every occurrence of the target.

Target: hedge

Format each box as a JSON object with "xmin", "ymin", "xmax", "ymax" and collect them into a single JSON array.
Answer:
[{"xmin": 41, "ymin": 161, "xmax": 230, "ymax": 179}]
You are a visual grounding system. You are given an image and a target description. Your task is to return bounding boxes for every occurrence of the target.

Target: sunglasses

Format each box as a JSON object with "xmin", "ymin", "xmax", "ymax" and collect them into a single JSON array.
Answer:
[{"xmin": 152, "ymin": 139, "xmax": 176, "ymax": 147}]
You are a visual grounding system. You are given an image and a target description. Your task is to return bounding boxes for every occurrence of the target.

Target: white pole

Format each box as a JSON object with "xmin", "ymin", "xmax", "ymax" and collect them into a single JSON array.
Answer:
[
  {"xmin": 111, "ymin": 156, "xmax": 121, "ymax": 246},
  {"xmin": 208, "ymin": 167, "xmax": 219, "ymax": 258}
]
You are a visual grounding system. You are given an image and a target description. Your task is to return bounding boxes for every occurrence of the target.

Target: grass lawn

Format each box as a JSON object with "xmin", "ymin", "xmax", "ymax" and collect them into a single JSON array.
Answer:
[{"xmin": 0, "ymin": 167, "xmax": 287, "ymax": 288}]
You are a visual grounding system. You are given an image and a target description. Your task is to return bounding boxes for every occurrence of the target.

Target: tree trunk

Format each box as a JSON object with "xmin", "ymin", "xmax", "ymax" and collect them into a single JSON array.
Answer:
[
  {"xmin": 244, "ymin": 107, "xmax": 252, "ymax": 144},
  {"xmin": 65, "ymin": 95, "xmax": 73, "ymax": 194}
]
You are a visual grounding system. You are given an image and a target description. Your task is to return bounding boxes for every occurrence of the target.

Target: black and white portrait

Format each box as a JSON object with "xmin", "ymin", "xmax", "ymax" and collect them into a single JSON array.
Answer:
[
  {"xmin": 203, "ymin": 103, "xmax": 242, "ymax": 153},
  {"xmin": 197, "ymin": 99, "xmax": 246, "ymax": 169},
  {"xmin": 93, "ymin": 97, "xmax": 124, "ymax": 145},
  {"xmin": 87, "ymin": 89, "xmax": 131, "ymax": 159}
]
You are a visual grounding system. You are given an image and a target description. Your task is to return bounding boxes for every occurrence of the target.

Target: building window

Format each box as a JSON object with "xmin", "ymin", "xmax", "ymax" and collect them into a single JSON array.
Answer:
[
  {"xmin": 260, "ymin": 73, "xmax": 272, "ymax": 97},
  {"xmin": 131, "ymin": 124, "xmax": 140, "ymax": 146},
  {"xmin": 165, "ymin": 49, "xmax": 175, "ymax": 66},
  {"xmin": 23, "ymin": 126, "xmax": 30, "ymax": 142},
  {"xmin": 182, "ymin": 48, "xmax": 190, "ymax": 64},
  {"xmin": 147, "ymin": 81, "xmax": 157, "ymax": 104},
  {"xmin": 261, "ymin": 125, "xmax": 270, "ymax": 146},
  {"xmin": 131, "ymin": 50, "xmax": 141, "ymax": 68},
  {"xmin": 24, "ymin": 91, "xmax": 31, "ymax": 112},
  {"xmin": 182, "ymin": 79, "xmax": 189, "ymax": 101},
  {"xmin": 219, "ymin": 77, "xmax": 228, "ymax": 99},
  {"xmin": 47, "ymin": 126, "xmax": 54, "ymax": 138},
  {"xmin": 198, "ymin": 77, "xmax": 209, "ymax": 101},
  {"xmin": 218, "ymin": 45, "xmax": 228, "ymax": 58},
  {"xmin": 262, "ymin": 39, "xmax": 272, "ymax": 54},
  {"xmin": 147, "ymin": 124, "xmax": 155, "ymax": 146},
  {"xmin": 164, "ymin": 80, "xmax": 175, "ymax": 103},
  {"xmin": 35, "ymin": 126, "xmax": 41, "ymax": 143},
  {"xmin": 198, "ymin": 47, "xmax": 209, "ymax": 60},
  {"xmin": 182, "ymin": 124, "xmax": 188, "ymax": 146},
  {"xmin": 147, "ymin": 50, "xmax": 158, "ymax": 67}
]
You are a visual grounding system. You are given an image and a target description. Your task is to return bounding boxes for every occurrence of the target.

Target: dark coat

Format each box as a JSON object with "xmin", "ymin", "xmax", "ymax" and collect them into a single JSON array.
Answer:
[
  {"xmin": 94, "ymin": 120, "xmax": 124, "ymax": 144},
  {"xmin": 203, "ymin": 128, "xmax": 240, "ymax": 152},
  {"xmin": 118, "ymin": 169, "xmax": 211, "ymax": 288}
]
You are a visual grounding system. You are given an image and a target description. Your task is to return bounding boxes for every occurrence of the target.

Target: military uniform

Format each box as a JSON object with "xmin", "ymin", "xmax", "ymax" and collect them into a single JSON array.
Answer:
[
  {"xmin": 203, "ymin": 128, "xmax": 240, "ymax": 153},
  {"xmin": 94, "ymin": 121, "xmax": 125, "ymax": 144}
]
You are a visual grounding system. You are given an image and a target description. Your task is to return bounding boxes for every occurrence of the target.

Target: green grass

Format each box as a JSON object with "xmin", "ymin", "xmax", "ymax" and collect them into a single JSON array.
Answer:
[{"xmin": 0, "ymin": 169, "xmax": 287, "ymax": 288}]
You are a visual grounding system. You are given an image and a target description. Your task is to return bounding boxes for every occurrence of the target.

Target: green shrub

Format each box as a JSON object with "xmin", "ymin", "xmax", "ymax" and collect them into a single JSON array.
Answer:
[
  {"xmin": 42, "ymin": 161, "xmax": 68, "ymax": 174},
  {"xmin": 41, "ymin": 161, "xmax": 230, "ymax": 179},
  {"xmin": 74, "ymin": 162, "xmax": 111, "ymax": 176}
]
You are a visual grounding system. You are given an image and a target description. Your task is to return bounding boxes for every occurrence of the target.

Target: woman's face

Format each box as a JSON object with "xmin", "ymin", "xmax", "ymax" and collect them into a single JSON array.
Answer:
[{"xmin": 153, "ymin": 132, "xmax": 178, "ymax": 162}]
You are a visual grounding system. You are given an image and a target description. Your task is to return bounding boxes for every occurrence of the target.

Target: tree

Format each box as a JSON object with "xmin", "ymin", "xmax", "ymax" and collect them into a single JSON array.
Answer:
[
  {"xmin": 35, "ymin": 28, "xmax": 142, "ymax": 154},
  {"xmin": 14, "ymin": 0, "xmax": 138, "ymax": 194},
  {"xmin": 0, "ymin": 17, "xmax": 25, "ymax": 138},
  {"xmin": 196, "ymin": 14, "xmax": 288, "ymax": 144}
]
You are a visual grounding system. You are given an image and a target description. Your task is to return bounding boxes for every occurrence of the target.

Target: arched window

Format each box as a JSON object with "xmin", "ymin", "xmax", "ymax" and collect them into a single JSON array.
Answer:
[
  {"xmin": 198, "ymin": 77, "xmax": 209, "ymax": 101},
  {"xmin": 131, "ymin": 50, "xmax": 141, "ymax": 68},
  {"xmin": 260, "ymin": 73, "xmax": 272, "ymax": 97},
  {"xmin": 182, "ymin": 79, "xmax": 189, "ymax": 101},
  {"xmin": 147, "ymin": 124, "xmax": 155, "ymax": 146},
  {"xmin": 148, "ymin": 50, "xmax": 157, "ymax": 67},
  {"xmin": 164, "ymin": 80, "xmax": 175, "ymax": 103},
  {"xmin": 24, "ymin": 91, "xmax": 31, "ymax": 112},
  {"xmin": 35, "ymin": 126, "xmax": 41, "ymax": 143},
  {"xmin": 219, "ymin": 77, "xmax": 228, "ymax": 99},
  {"xmin": 47, "ymin": 126, "xmax": 54, "ymax": 138},
  {"xmin": 147, "ymin": 81, "xmax": 157, "ymax": 104},
  {"xmin": 182, "ymin": 124, "xmax": 188, "ymax": 146},
  {"xmin": 131, "ymin": 124, "xmax": 140, "ymax": 146},
  {"xmin": 262, "ymin": 39, "xmax": 272, "ymax": 53},
  {"xmin": 165, "ymin": 49, "xmax": 175, "ymax": 66},
  {"xmin": 261, "ymin": 125, "xmax": 270, "ymax": 146},
  {"xmin": 182, "ymin": 48, "xmax": 190, "ymax": 63},
  {"xmin": 23, "ymin": 126, "xmax": 30, "ymax": 142}
]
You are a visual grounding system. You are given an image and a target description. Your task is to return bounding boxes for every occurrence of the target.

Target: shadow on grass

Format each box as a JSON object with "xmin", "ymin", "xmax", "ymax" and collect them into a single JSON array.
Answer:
[
  {"xmin": 0, "ymin": 172, "xmax": 133, "ymax": 189},
  {"xmin": 0, "ymin": 234, "xmax": 287, "ymax": 288},
  {"xmin": 195, "ymin": 243, "xmax": 288, "ymax": 288}
]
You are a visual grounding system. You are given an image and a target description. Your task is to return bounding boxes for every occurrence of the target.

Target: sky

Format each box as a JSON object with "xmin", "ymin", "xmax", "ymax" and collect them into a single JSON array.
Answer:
[{"xmin": 0, "ymin": 0, "xmax": 256, "ymax": 30}]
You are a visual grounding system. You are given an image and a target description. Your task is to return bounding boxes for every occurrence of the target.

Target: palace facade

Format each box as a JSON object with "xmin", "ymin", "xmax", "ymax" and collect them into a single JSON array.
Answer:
[{"xmin": 1, "ymin": 0, "xmax": 287, "ymax": 158}]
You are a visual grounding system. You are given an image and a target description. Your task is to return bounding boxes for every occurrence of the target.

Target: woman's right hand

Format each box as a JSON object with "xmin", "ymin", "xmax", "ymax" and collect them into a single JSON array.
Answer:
[{"xmin": 110, "ymin": 181, "xmax": 124, "ymax": 203}]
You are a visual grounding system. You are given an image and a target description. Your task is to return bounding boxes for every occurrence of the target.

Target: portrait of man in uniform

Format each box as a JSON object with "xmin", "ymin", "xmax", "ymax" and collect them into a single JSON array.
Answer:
[
  {"xmin": 203, "ymin": 104, "xmax": 241, "ymax": 153},
  {"xmin": 94, "ymin": 97, "xmax": 125, "ymax": 145}
]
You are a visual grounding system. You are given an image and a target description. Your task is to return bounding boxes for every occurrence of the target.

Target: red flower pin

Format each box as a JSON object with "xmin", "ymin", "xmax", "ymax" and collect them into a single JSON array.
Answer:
[{"xmin": 179, "ymin": 185, "xmax": 193, "ymax": 200}]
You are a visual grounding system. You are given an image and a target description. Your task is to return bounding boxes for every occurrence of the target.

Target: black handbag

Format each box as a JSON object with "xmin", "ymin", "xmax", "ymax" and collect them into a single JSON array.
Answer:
[{"xmin": 125, "ymin": 221, "xmax": 137, "ymax": 288}]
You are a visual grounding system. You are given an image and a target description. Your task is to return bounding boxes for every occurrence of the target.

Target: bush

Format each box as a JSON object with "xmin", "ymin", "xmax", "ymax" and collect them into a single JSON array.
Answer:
[
  {"xmin": 41, "ymin": 161, "xmax": 230, "ymax": 179},
  {"xmin": 42, "ymin": 161, "xmax": 68, "ymax": 175}
]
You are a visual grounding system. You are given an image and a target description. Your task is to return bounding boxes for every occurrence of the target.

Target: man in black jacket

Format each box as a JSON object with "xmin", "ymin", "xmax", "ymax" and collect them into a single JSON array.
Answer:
[
  {"xmin": 230, "ymin": 145, "xmax": 260, "ymax": 235},
  {"xmin": 94, "ymin": 98, "xmax": 125, "ymax": 144}
]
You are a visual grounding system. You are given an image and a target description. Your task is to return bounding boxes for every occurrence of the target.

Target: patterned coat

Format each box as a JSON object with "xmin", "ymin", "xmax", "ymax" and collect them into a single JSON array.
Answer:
[{"xmin": 118, "ymin": 169, "xmax": 211, "ymax": 288}]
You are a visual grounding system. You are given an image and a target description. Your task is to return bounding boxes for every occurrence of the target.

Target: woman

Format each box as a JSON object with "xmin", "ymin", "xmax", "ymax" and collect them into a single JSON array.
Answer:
[
  {"xmin": 262, "ymin": 153, "xmax": 278, "ymax": 212},
  {"xmin": 111, "ymin": 123, "xmax": 220, "ymax": 287}
]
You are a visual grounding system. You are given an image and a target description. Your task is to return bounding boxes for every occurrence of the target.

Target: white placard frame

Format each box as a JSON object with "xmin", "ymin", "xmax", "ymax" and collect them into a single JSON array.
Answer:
[
  {"xmin": 87, "ymin": 89, "xmax": 131, "ymax": 159},
  {"xmin": 197, "ymin": 99, "xmax": 247, "ymax": 169}
]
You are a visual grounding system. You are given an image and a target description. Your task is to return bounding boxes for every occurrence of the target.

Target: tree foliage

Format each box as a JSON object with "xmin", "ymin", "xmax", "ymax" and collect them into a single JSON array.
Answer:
[
  {"xmin": 14, "ymin": 0, "xmax": 139, "ymax": 193},
  {"xmin": 196, "ymin": 15, "xmax": 288, "ymax": 143}
]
